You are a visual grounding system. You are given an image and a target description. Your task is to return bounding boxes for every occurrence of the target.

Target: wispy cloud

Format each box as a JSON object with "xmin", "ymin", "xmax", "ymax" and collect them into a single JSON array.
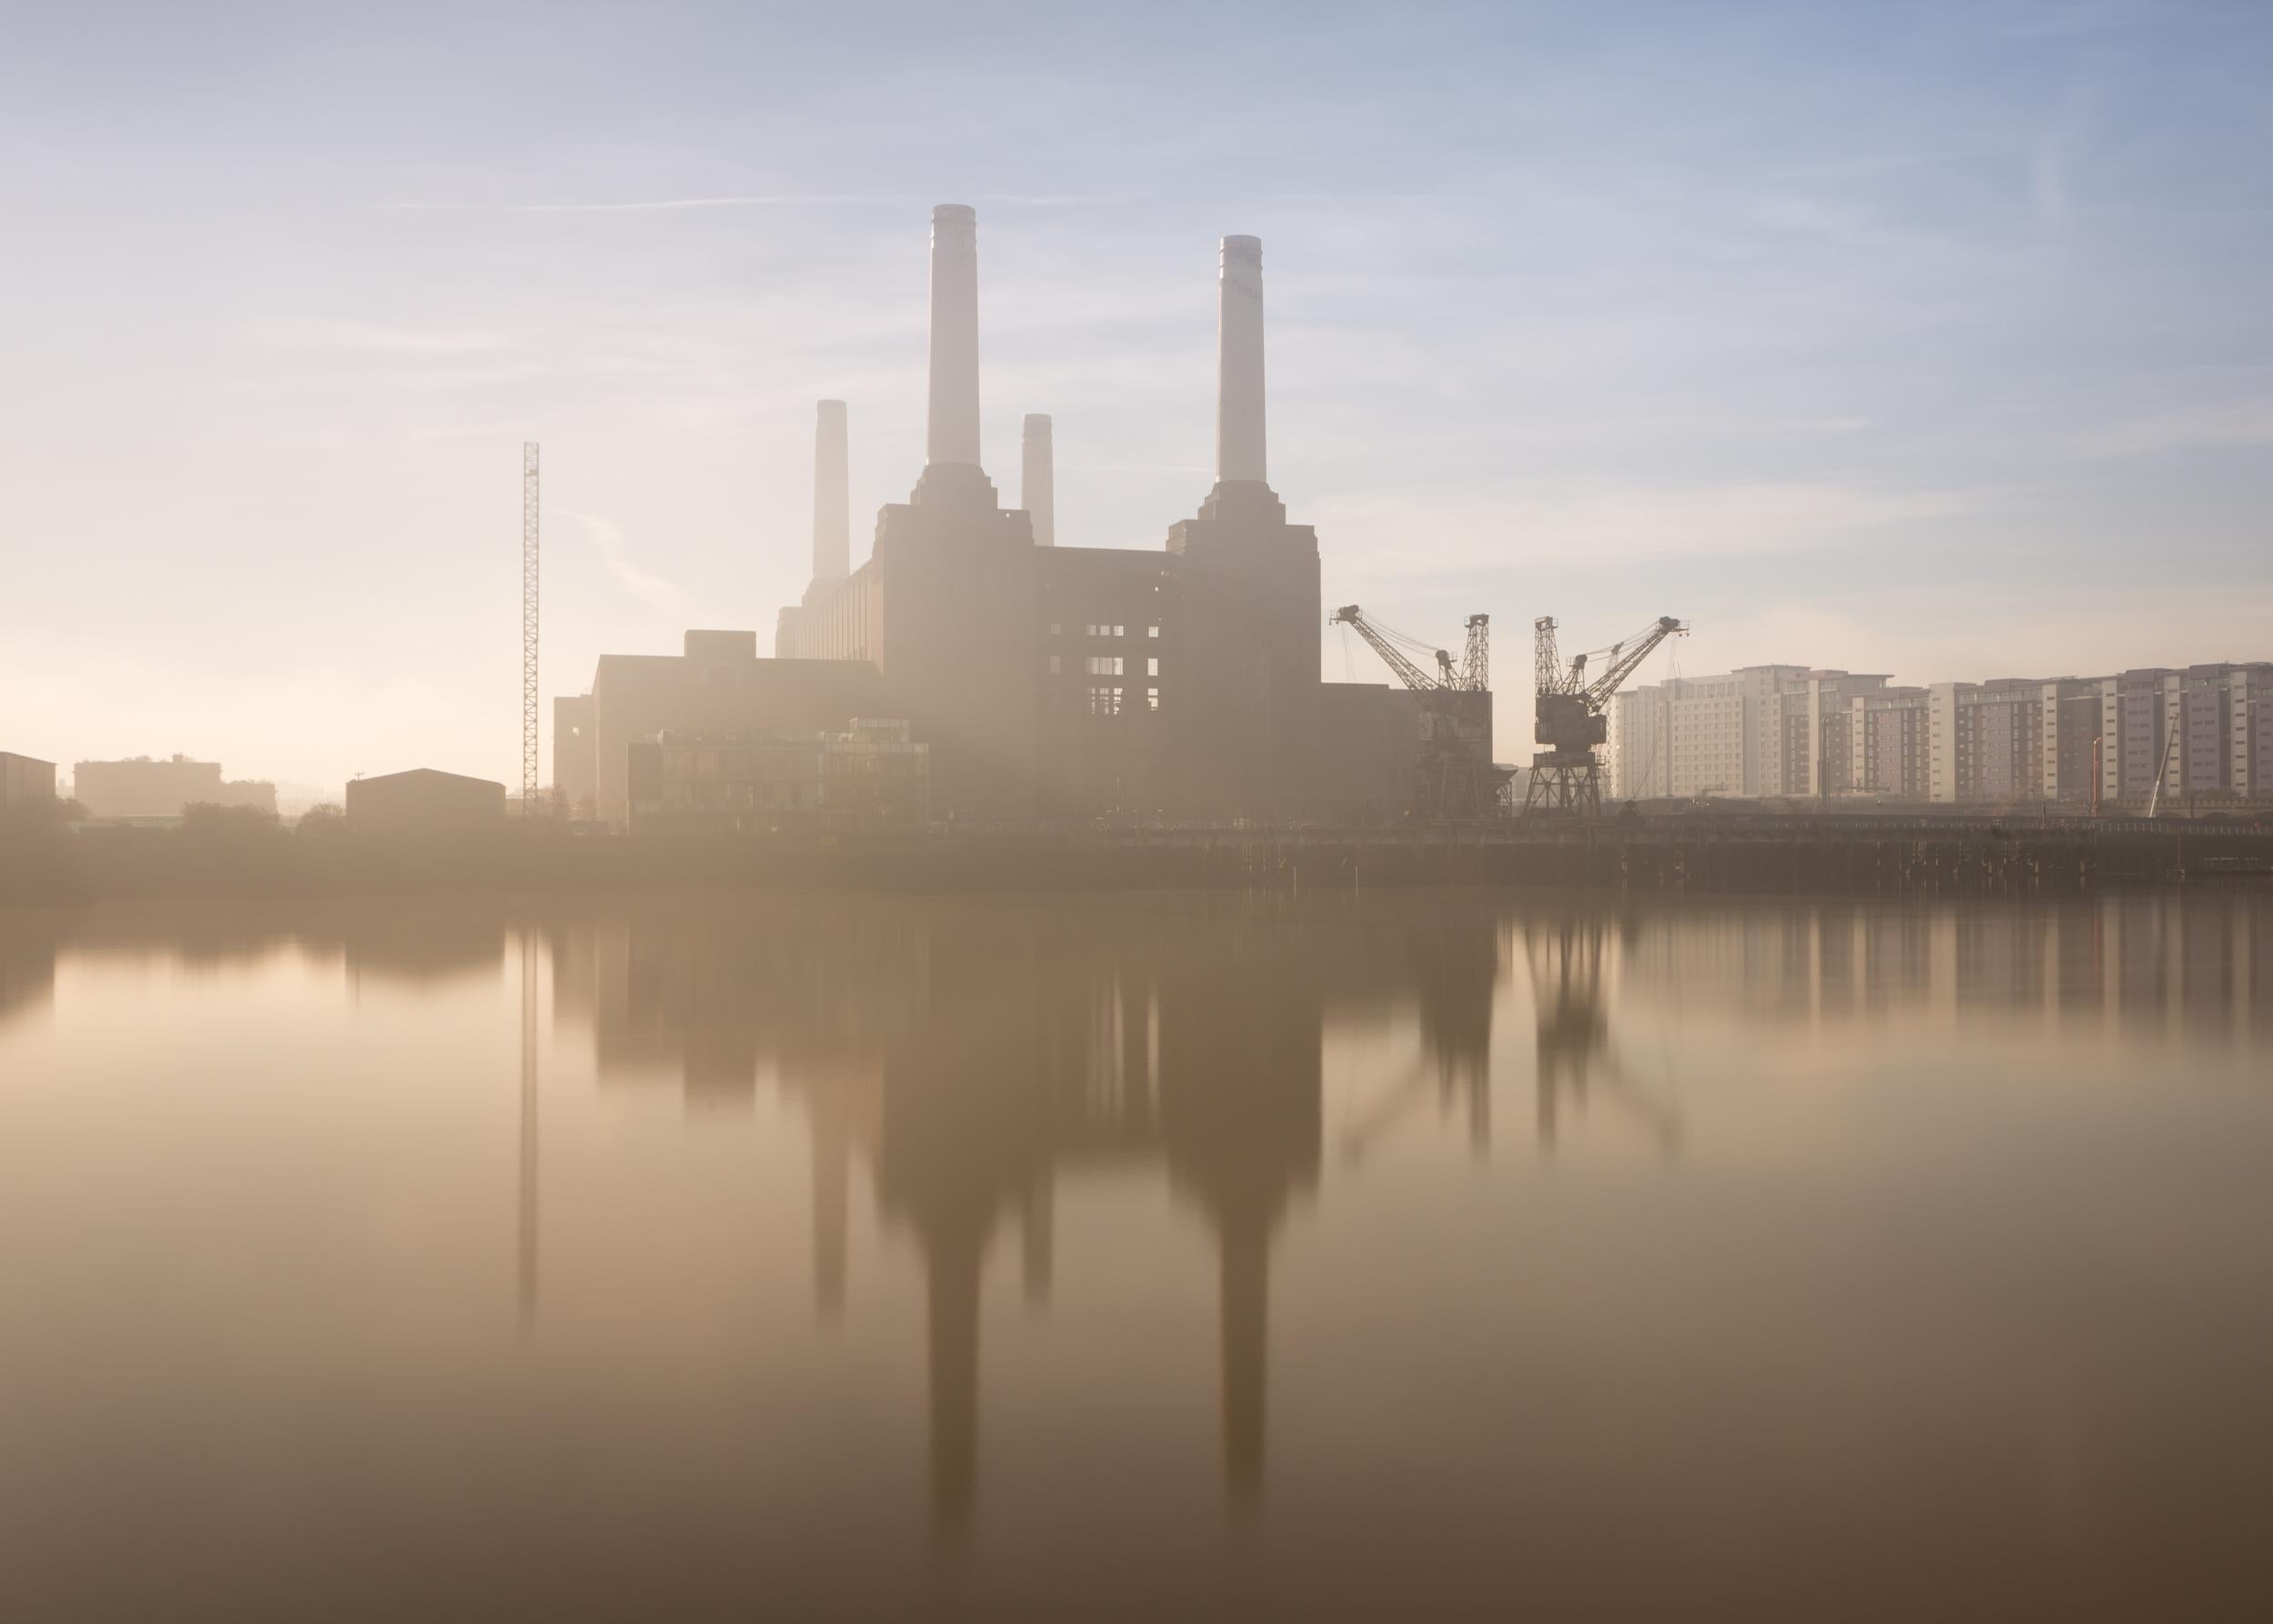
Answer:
[
  {"xmin": 2068, "ymin": 396, "xmax": 2273, "ymax": 457},
  {"xmin": 375, "ymin": 195, "xmax": 891, "ymax": 214},
  {"xmin": 374, "ymin": 192, "xmax": 1138, "ymax": 215},
  {"xmin": 556, "ymin": 507, "xmax": 697, "ymax": 617},
  {"xmin": 1321, "ymin": 480, "xmax": 1995, "ymax": 580},
  {"xmin": 260, "ymin": 319, "xmax": 511, "ymax": 354}
]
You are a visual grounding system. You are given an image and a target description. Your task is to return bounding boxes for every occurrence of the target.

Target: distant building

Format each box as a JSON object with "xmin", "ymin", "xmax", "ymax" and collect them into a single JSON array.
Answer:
[
  {"xmin": 1, "ymin": 753, "xmax": 56, "ymax": 807},
  {"xmin": 626, "ymin": 718, "xmax": 929, "ymax": 833},
  {"xmin": 1847, "ymin": 688, "xmax": 1931, "ymax": 799},
  {"xmin": 1611, "ymin": 666, "xmax": 1807, "ymax": 799},
  {"xmin": 555, "ymin": 630, "xmax": 886, "ymax": 827},
  {"xmin": 74, "ymin": 756, "xmax": 276, "ymax": 819},
  {"xmin": 1921, "ymin": 677, "xmax": 2073, "ymax": 806},
  {"xmin": 1615, "ymin": 659, "xmax": 2273, "ymax": 808},
  {"xmin": 2097, "ymin": 664, "xmax": 2273, "ymax": 808},
  {"xmin": 345, "ymin": 769, "xmax": 506, "ymax": 829}
]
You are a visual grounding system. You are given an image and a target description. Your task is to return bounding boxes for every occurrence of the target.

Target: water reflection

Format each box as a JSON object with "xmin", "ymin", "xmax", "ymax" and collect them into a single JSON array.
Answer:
[
  {"xmin": 4, "ymin": 887, "xmax": 2269, "ymax": 1610},
  {"xmin": 521, "ymin": 889, "xmax": 2265, "ymax": 1531},
  {"xmin": 546, "ymin": 897, "xmax": 1333, "ymax": 1528}
]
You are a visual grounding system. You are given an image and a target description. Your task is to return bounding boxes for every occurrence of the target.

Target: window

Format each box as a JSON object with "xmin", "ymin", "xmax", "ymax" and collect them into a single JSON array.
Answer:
[
  {"xmin": 1087, "ymin": 685, "xmax": 1123, "ymax": 717},
  {"xmin": 1146, "ymin": 687, "xmax": 1159, "ymax": 712},
  {"xmin": 1087, "ymin": 656, "xmax": 1124, "ymax": 677},
  {"xmin": 1147, "ymin": 657, "xmax": 1159, "ymax": 677},
  {"xmin": 1147, "ymin": 624, "xmax": 1160, "ymax": 639},
  {"xmin": 1048, "ymin": 655, "xmax": 1061, "ymax": 675},
  {"xmin": 1048, "ymin": 623, "xmax": 1061, "ymax": 637},
  {"xmin": 1113, "ymin": 624, "xmax": 1126, "ymax": 637}
]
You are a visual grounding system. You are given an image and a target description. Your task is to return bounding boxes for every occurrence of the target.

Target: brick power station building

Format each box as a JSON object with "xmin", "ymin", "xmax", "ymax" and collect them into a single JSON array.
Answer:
[{"xmin": 556, "ymin": 206, "xmax": 1460, "ymax": 827}]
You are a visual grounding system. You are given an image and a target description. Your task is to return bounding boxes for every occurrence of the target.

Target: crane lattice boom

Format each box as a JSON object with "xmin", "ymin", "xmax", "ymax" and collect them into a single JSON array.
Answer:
[
  {"xmin": 1332, "ymin": 605, "xmax": 1488, "ymax": 694},
  {"xmin": 1582, "ymin": 617, "xmax": 1684, "ymax": 710},
  {"xmin": 1331, "ymin": 605, "xmax": 1437, "ymax": 691}
]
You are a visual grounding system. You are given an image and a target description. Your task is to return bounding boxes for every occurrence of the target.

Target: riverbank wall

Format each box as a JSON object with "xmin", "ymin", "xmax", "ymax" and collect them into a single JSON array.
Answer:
[{"xmin": 5, "ymin": 815, "xmax": 2270, "ymax": 907}]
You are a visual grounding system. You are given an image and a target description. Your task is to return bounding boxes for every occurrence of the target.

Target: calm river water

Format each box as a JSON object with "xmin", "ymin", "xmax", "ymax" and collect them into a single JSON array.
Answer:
[{"xmin": 2, "ymin": 889, "xmax": 2269, "ymax": 1620}]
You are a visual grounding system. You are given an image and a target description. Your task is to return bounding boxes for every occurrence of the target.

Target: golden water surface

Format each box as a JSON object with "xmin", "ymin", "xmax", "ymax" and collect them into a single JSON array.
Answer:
[{"xmin": 2, "ymin": 890, "xmax": 2268, "ymax": 1620}]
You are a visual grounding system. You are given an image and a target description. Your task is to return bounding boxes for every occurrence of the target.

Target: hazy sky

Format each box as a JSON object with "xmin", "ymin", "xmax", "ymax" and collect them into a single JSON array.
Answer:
[{"xmin": 6, "ymin": 0, "xmax": 2270, "ymax": 791}]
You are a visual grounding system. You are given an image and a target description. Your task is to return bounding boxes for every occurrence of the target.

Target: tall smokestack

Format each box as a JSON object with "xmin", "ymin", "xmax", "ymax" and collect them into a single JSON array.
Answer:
[
  {"xmin": 813, "ymin": 399, "xmax": 848, "ymax": 582},
  {"xmin": 926, "ymin": 204, "xmax": 983, "ymax": 470},
  {"xmin": 1216, "ymin": 235, "xmax": 1267, "ymax": 488},
  {"xmin": 1022, "ymin": 414, "xmax": 1055, "ymax": 546}
]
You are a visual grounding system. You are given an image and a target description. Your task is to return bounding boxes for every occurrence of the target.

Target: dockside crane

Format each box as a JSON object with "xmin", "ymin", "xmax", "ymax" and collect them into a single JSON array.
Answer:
[
  {"xmin": 1523, "ymin": 613, "xmax": 1687, "ymax": 817},
  {"xmin": 1331, "ymin": 605, "xmax": 1509, "ymax": 822}
]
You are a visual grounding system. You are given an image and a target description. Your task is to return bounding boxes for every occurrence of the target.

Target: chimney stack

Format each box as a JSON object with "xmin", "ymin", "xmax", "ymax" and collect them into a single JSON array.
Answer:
[
  {"xmin": 926, "ymin": 204, "xmax": 983, "ymax": 470},
  {"xmin": 1022, "ymin": 414, "xmax": 1055, "ymax": 546},
  {"xmin": 813, "ymin": 399, "xmax": 849, "ymax": 582},
  {"xmin": 1216, "ymin": 235, "xmax": 1267, "ymax": 489}
]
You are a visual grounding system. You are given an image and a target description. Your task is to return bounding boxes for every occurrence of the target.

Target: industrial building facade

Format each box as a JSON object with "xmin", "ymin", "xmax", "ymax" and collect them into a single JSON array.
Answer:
[
  {"xmin": 1615, "ymin": 660, "xmax": 2273, "ymax": 809},
  {"xmin": 626, "ymin": 720, "xmax": 929, "ymax": 834},
  {"xmin": 561, "ymin": 208, "xmax": 1464, "ymax": 829}
]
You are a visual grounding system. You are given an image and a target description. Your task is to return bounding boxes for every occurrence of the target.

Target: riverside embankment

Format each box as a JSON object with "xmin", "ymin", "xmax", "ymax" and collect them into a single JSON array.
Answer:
[{"xmin": 5, "ymin": 814, "xmax": 2269, "ymax": 907}]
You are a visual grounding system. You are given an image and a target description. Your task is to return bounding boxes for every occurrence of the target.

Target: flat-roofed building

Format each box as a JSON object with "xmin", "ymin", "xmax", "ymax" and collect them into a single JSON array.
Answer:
[
  {"xmin": 74, "ymin": 756, "xmax": 276, "ymax": 819},
  {"xmin": 2097, "ymin": 663, "xmax": 2273, "ymax": 808},
  {"xmin": 556, "ymin": 630, "xmax": 886, "ymax": 827},
  {"xmin": 1847, "ymin": 688, "xmax": 1930, "ymax": 798},
  {"xmin": 1612, "ymin": 665, "xmax": 1808, "ymax": 799}
]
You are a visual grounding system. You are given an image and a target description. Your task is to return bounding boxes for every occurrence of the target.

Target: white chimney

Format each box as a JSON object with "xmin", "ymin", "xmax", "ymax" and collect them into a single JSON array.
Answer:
[
  {"xmin": 1022, "ymin": 414, "xmax": 1055, "ymax": 546},
  {"xmin": 1216, "ymin": 235, "xmax": 1267, "ymax": 487},
  {"xmin": 813, "ymin": 399, "xmax": 848, "ymax": 581},
  {"xmin": 926, "ymin": 204, "xmax": 982, "ymax": 470}
]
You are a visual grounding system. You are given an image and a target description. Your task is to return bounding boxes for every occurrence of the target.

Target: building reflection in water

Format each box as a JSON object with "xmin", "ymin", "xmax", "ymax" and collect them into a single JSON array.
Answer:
[
  {"xmin": 544, "ymin": 897, "xmax": 1330, "ymax": 1529},
  {"xmin": 1521, "ymin": 909, "xmax": 1683, "ymax": 1156},
  {"xmin": 5, "ymin": 888, "xmax": 2265, "ymax": 1541}
]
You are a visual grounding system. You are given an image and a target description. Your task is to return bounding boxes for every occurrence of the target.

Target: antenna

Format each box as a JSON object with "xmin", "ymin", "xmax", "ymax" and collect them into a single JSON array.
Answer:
[{"xmin": 522, "ymin": 442, "xmax": 539, "ymax": 818}]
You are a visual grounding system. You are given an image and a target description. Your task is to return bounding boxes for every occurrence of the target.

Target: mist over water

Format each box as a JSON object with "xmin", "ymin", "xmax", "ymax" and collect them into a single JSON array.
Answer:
[{"xmin": 2, "ymin": 889, "xmax": 2268, "ymax": 1619}]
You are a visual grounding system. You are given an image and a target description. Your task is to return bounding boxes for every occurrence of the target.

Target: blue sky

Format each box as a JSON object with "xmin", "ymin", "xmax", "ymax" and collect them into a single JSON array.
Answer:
[{"xmin": 5, "ymin": 0, "xmax": 2269, "ymax": 790}]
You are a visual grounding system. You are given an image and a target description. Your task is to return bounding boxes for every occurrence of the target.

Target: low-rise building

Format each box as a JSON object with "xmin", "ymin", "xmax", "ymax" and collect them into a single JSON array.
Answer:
[
  {"xmin": 73, "ymin": 755, "xmax": 276, "ymax": 819},
  {"xmin": 556, "ymin": 630, "xmax": 886, "ymax": 827},
  {"xmin": 345, "ymin": 769, "xmax": 506, "ymax": 830},
  {"xmin": 1, "ymin": 753, "xmax": 56, "ymax": 808}
]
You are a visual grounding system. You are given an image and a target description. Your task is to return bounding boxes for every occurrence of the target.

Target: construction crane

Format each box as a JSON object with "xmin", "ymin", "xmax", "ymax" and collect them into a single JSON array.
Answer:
[
  {"xmin": 1522, "ymin": 613, "xmax": 1687, "ymax": 817},
  {"xmin": 2145, "ymin": 723, "xmax": 2179, "ymax": 817},
  {"xmin": 1330, "ymin": 605, "xmax": 1508, "ymax": 821}
]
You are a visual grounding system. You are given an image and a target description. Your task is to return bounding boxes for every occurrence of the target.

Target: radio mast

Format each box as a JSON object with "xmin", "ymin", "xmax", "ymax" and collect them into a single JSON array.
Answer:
[{"xmin": 522, "ymin": 442, "xmax": 539, "ymax": 817}]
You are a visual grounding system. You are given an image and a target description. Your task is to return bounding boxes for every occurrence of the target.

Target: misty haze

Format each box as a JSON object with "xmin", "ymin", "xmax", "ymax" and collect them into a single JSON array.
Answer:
[{"xmin": 5, "ymin": 4, "xmax": 2271, "ymax": 1621}]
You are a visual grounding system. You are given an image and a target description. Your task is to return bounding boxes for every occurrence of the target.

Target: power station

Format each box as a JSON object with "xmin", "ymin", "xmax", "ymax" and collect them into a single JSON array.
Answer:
[{"xmin": 557, "ymin": 207, "xmax": 1470, "ymax": 827}]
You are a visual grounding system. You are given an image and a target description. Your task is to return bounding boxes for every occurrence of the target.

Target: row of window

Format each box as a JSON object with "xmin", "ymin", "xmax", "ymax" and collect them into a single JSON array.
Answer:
[
  {"xmin": 1046, "ymin": 655, "xmax": 1162, "ymax": 677},
  {"xmin": 1048, "ymin": 622, "xmax": 1161, "ymax": 640},
  {"xmin": 1086, "ymin": 685, "xmax": 1161, "ymax": 717}
]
